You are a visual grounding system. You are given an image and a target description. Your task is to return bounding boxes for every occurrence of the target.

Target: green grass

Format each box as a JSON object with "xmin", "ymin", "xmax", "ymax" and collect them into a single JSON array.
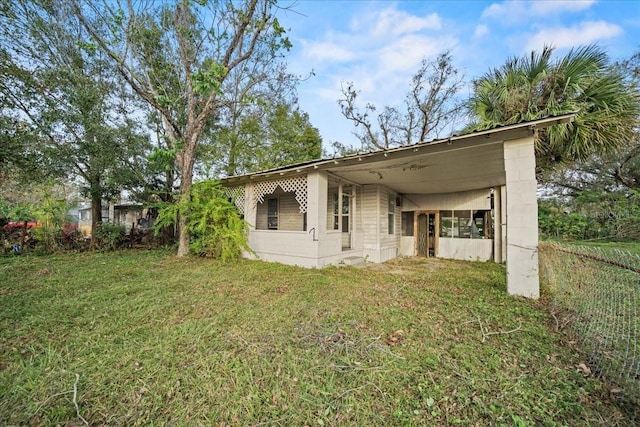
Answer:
[
  {"xmin": 0, "ymin": 250, "xmax": 635, "ymax": 426},
  {"xmin": 558, "ymin": 240, "xmax": 640, "ymax": 255}
]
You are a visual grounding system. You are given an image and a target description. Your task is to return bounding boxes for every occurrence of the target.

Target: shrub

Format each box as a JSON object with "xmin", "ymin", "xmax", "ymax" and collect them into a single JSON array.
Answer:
[
  {"xmin": 155, "ymin": 181, "xmax": 249, "ymax": 261},
  {"xmin": 538, "ymin": 204, "xmax": 599, "ymax": 240},
  {"xmin": 94, "ymin": 222, "xmax": 127, "ymax": 251}
]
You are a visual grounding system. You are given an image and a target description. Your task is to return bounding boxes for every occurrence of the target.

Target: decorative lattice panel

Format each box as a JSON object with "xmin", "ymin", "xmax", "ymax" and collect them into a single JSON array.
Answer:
[
  {"xmin": 254, "ymin": 175, "xmax": 308, "ymax": 213},
  {"xmin": 224, "ymin": 186, "xmax": 246, "ymax": 215}
]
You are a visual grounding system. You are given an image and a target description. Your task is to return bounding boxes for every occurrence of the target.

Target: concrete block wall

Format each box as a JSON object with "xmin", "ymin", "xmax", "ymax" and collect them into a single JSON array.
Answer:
[{"xmin": 503, "ymin": 137, "xmax": 540, "ymax": 298}]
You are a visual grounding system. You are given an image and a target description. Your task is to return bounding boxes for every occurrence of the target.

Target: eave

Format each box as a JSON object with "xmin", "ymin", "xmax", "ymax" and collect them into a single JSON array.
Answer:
[{"xmin": 221, "ymin": 113, "xmax": 575, "ymax": 193}]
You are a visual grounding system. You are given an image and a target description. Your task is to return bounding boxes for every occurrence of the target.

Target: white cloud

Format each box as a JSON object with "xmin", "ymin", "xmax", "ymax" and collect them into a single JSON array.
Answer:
[
  {"xmin": 295, "ymin": 4, "xmax": 456, "ymax": 108},
  {"xmin": 350, "ymin": 6, "xmax": 442, "ymax": 35},
  {"xmin": 305, "ymin": 85, "xmax": 343, "ymax": 104},
  {"xmin": 481, "ymin": 1, "xmax": 528, "ymax": 23},
  {"xmin": 530, "ymin": 0, "xmax": 596, "ymax": 15},
  {"xmin": 378, "ymin": 35, "xmax": 444, "ymax": 73},
  {"xmin": 302, "ymin": 40, "xmax": 355, "ymax": 63},
  {"xmin": 283, "ymin": 0, "xmax": 637, "ymax": 149},
  {"xmin": 525, "ymin": 20, "xmax": 623, "ymax": 51},
  {"xmin": 481, "ymin": 0, "xmax": 597, "ymax": 25},
  {"xmin": 371, "ymin": 8, "xmax": 442, "ymax": 38},
  {"xmin": 474, "ymin": 24, "xmax": 490, "ymax": 38},
  {"xmin": 289, "ymin": 4, "xmax": 460, "ymax": 147}
]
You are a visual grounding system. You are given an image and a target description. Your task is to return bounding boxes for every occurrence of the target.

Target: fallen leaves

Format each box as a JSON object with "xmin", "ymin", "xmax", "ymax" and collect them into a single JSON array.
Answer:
[
  {"xmin": 386, "ymin": 329, "xmax": 404, "ymax": 346},
  {"xmin": 576, "ymin": 363, "xmax": 592, "ymax": 377}
]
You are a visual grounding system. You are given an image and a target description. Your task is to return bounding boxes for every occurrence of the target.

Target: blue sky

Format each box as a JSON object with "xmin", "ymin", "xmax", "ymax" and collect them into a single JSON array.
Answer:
[{"xmin": 277, "ymin": 0, "xmax": 640, "ymax": 151}]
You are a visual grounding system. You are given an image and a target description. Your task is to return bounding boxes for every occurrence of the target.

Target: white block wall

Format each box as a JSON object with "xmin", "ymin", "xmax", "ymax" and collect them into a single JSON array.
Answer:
[{"xmin": 503, "ymin": 137, "xmax": 539, "ymax": 298}]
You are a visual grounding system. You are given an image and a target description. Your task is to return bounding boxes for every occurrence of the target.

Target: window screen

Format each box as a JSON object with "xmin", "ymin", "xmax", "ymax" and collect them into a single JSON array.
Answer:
[
  {"xmin": 401, "ymin": 211, "xmax": 414, "ymax": 236},
  {"xmin": 388, "ymin": 195, "xmax": 395, "ymax": 234},
  {"xmin": 440, "ymin": 210, "xmax": 492, "ymax": 239},
  {"xmin": 267, "ymin": 198, "xmax": 278, "ymax": 230}
]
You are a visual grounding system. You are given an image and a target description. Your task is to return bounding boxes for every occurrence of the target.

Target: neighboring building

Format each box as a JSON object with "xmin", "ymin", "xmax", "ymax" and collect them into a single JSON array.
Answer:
[
  {"xmin": 77, "ymin": 202, "xmax": 107, "ymax": 237},
  {"xmin": 221, "ymin": 114, "xmax": 575, "ymax": 298},
  {"xmin": 77, "ymin": 200, "xmax": 148, "ymax": 237}
]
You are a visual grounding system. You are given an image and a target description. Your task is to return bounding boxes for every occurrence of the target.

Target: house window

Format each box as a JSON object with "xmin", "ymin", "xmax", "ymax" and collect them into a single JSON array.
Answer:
[
  {"xmin": 473, "ymin": 210, "xmax": 493, "ymax": 238},
  {"xmin": 440, "ymin": 210, "xmax": 492, "ymax": 238},
  {"xmin": 401, "ymin": 211, "xmax": 414, "ymax": 236},
  {"xmin": 388, "ymin": 194, "xmax": 395, "ymax": 234},
  {"xmin": 333, "ymin": 193, "xmax": 349, "ymax": 232},
  {"xmin": 267, "ymin": 198, "xmax": 278, "ymax": 230},
  {"xmin": 257, "ymin": 191, "xmax": 304, "ymax": 231},
  {"xmin": 456, "ymin": 210, "xmax": 472, "ymax": 238},
  {"xmin": 440, "ymin": 210, "xmax": 453, "ymax": 237}
]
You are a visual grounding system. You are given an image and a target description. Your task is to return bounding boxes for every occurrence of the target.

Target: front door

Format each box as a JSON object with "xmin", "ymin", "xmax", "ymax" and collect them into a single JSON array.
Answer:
[
  {"xmin": 417, "ymin": 212, "xmax": 437, "ymax": 257},
  {"xmin": 333, "ymin": 186, "xmax": 352, "ymax": 250},
  {"xmin": 341, "ymin": 193, "xmax": 351, "ymax": 250}
]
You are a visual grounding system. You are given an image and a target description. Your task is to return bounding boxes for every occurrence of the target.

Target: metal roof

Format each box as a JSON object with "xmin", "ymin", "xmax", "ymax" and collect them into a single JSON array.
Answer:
[{"xmin": 222, "ymin": 113, "xmax": 575, "ymax": 194}]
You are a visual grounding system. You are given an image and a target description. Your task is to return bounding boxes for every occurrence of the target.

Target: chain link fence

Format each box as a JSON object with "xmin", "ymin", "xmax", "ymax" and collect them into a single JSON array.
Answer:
[{"xmin": 539, "ymin": 242, "xmax": 639, "ymax": 403}]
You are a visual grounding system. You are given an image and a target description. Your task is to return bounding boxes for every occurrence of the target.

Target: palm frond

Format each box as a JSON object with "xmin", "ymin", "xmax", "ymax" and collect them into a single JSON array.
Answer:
[{"xmin": 468, "ymin": 43, "xmax": 640, "ymax": 168}]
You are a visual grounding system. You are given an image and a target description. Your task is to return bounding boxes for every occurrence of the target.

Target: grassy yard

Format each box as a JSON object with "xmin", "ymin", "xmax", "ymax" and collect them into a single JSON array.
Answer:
[
  {"xmin": 553, "ymin": 239, "xmax": 640, "ymax": 255},
  {"xmin": 0, "ymin": 250, "xmax": 635, "ymax": 426}
]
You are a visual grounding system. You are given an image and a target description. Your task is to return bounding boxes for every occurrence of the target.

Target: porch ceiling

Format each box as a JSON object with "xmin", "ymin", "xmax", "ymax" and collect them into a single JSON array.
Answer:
[
  {"xmin": 221, "ymin": 114, "xmax": 576, "ymax": 195},
  {"xmin": 325, "ymin": 140, "xmax": 506, "ymax": 194}
]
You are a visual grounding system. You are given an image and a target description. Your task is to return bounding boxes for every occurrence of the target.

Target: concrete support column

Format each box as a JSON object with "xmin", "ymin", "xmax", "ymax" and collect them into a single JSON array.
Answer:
[
  {"xmin": 241, "ymin": 183, "xmax": 258, "ymax": 261},
  {"xmin": 500, "ymin": 185, "xmax": 507, "ymax": 263},
  {"xmin": 244, "ymin": 183, "xmax": 256, "ymax": 230},
  {"xmin": 503, "ymin": 136, "xmax": 539, "ymax": 298},
  {"xmin": 493, "ymin": 187, "xmax": 502, "ymax": 263},
  {"xmin": 306, "ymin": 172, "xmax": 327, "ymax": 265},
  {"xmin": 307, "ymin": 172, "xmax": 328, "ymax": 233},
  {"xmin": 337, "ymin": 184, "xmax": 343, "ymax": 233}
]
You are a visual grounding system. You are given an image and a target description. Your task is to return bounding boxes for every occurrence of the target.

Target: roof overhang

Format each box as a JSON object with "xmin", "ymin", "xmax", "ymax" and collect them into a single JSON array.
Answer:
[{"xmin": 222, "ymin": 114, "xmax": 575, "ymax": 194}]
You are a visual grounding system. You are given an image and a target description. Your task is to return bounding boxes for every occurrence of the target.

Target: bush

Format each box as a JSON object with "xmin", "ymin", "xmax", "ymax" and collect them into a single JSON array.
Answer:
[
  {"xmin": 539, "ymin": 192, "xmax": 640, "ymax": 241},
  {"xmin": 155, "ymin": 181, "xmax": 249, "ymax": 261},
  {"xmin": 94, "ymin": 222, "xmax": 126, "ymax": 251},
  {"xmin": 538, "ymin": 204, "xmax": 600, "ymax": 240}
]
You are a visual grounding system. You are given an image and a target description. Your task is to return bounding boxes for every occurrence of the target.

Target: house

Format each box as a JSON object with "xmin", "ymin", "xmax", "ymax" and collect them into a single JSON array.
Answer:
[
  {"xmin": 77, "ymin": 202, "xmax": 108, "ymax": 236},
  {"xmin": 77, "ymin": 200, "xmax": 148, "ymax": 237},
  {"xmin": 220, "ymin": 114, "xmax": 575, "ymax": 298}
]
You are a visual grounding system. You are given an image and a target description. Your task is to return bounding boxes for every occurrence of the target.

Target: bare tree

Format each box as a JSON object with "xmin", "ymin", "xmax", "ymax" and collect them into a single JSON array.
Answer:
[{"xmin": 339, "ymin": 51, "xmax": 464, "ymax": 150}]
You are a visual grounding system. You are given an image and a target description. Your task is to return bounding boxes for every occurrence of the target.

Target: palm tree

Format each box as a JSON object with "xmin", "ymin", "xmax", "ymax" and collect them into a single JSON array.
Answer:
[{"xmin": 468, "ymin": 45, "xmax": 640, "ymax": 171}]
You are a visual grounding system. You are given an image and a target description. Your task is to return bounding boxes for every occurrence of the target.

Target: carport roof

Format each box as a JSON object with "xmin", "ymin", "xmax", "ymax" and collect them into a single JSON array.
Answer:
[{"xmin": 221, "ymin": 114, "xmax": 575, "ymax": 194}]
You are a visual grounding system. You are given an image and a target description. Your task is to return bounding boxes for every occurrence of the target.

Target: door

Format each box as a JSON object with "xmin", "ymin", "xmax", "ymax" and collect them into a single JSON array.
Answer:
[
  {"xmin": 427, "ymin": 213, "xmax": 436, "ymax": 257},
  {"xmin": 333, "ymin": 187, "xmax": 352, "ymax": 250},
  {"xmin": 417, "ymin": 212, "xmax": 437, "ymax": 257},
  {"xmin": 341, "ymin": 193, "xmax": 351, "ymax": 249}
]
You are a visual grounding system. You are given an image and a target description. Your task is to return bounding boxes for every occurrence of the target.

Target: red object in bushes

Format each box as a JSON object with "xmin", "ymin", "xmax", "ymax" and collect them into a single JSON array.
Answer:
[{"xmin": 3, "ymin": 221, "xmax": 41, "ymax": 232}]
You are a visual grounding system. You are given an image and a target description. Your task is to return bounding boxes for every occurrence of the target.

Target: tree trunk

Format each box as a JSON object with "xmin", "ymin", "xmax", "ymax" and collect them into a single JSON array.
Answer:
[
  {"xmin": 90, "ymin": 194, "xmax": 102, "ymax": 249},
  {"xmin": 226, "ymin": 114, "xmax": 239, "ymax": 176},
  {"xmin": 176, "ymin": 209, "xmax": 190, "ymax": 256},
  {"xmin": 158, "ymin": 166, "xmax": 176, "ymax": 244},
  {"xmin": 176, "ymin": 136, "xmax": 197, "ymax": 257},
  {"xmin": 227, "ymin": 134, "xmax": 237, "ymax": 177}
]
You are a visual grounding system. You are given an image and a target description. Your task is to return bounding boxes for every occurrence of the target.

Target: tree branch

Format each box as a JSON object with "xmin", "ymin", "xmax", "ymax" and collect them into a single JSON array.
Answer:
[{"xmin": 71, "ymin": 0, "xmax": 183, "ymax": 140}]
